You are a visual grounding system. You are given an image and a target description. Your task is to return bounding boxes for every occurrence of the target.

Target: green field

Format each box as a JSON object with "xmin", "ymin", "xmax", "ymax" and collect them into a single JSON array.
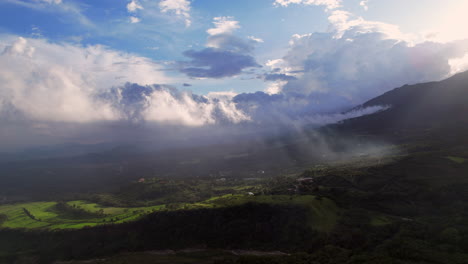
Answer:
[
  {"xmin": 0, "ymin": 201, "xmax": 167, "ymax": 229},
  {"xmin": 445, "ymin": 156, "xmax": 467, "ymax": 164},
  {"xmin": 0, "ymin": 194, "xmax": 338, "ymax": 231}
]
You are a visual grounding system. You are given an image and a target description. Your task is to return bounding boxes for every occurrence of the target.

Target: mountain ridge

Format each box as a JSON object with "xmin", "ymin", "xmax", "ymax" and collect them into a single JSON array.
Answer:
[{"xmin": 337, "ymin": 70, "xmax": 468, "ymax": 133}]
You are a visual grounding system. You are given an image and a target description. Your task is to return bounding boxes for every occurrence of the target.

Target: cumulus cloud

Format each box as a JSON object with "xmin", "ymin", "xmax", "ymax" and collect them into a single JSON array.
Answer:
[
  {"xmin": 274, "ymin": 0, "xmax": 341, "ymax": 10},
  {"xmin": 206, "ymin": 17, "xmax": 240, "ymax": 36},
  {"xmin": 129, "ymin": 16, "xmax": 141, "ymax": 23},
  {"xmin": 179, "ymin": 17, "xmax": 261, "ymax": 79},
  {"xmin": 265, "ymin": 10, "xmax": 468, "ymax": 110},
  {"xmin": 126, "ymin": 1, "xmax": 143, "ymax": 24},
  {"xmin": 102, "ymin": 83, "xmax": 250, "ymax": 126},
  {"xmin": 0, "ymin": 36, "xmax": 170, "ymax": 123},
  {"xmin": 127, "ymin": 0, "xmax": 143, "ymax": 12},
  {"xmin": 159, "ymin": 0, "xmax": 191, "ymax": 27}
]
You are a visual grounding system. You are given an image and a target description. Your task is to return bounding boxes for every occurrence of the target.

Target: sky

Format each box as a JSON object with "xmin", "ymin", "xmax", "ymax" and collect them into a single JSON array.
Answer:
[{"xmin": 0, "ymin": 0, "xmax": 468, "ymax": 150}]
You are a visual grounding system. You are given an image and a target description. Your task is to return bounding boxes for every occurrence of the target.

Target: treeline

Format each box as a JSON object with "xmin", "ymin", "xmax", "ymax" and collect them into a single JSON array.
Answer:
[
  {"xmin": 0, "ymin": 203, "xmax": 315, "ymax": 264},
  {"xmin": 0, "ymin": 214, "xmax": 7, "ymax": 225},
  {"xmin": 54, "ymin": 202, "xmax": 105, "ymax": 219},
  {"xmin": 22, "ymin": 208, "xmax": 37, "ymax": 221}
]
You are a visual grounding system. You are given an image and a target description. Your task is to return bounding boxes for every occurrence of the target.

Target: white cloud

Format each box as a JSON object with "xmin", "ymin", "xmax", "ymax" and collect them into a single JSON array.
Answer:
[
  {"xmin": 265, "ymin": 80, "xmax": 286, "ymax": 95},
  {"xmin": 248, "ymin": 36, "xmax": 264, "ymax": 43},
  {"xmin": 207, "ymin": 17, "xmax": 240, "ymax": 36},
  {"xmin": 272, "ymin": 12, "xmax": 468, "ymax": 109},
  {"xmin": 143, "ymin": 89, "xmax": 249, "ymax": 126},
  {"xmin": 127, "ymin": 0, "xmax": 143, "ymax": 12},
  {"xmin": 159, "ymin": 0, "xmax": 191, "ymax": 27},
  {"xmin": 327, "ymin": 10, "xmax": 410, "ymax": 40},
  {"xmin": 273, "ymin": 0, "xmax": 342, "ymax": 10},
  {"xmin": 0, "ymin": 36, "xmax": 170, "ymax": 123},
  {"xmin": 129, "ymin": 16, "xmax": 141, "ymax": 23},
  {"xmin": 449, "ymin": 52, "xmax": 468, "ymax": 75},
  {"xmin": 359, "ymin": 0, "xmax": 369, "ymax": 11}
]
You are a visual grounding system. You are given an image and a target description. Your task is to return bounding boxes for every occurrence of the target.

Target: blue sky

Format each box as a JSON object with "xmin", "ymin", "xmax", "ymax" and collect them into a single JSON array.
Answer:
[
  {"xmin": 1, "ymin": 1, "xmax": 466, "ymax": 70},
  {"xmin": 0, "ymin": 0, "xmax": 468, "ymax": 149}
]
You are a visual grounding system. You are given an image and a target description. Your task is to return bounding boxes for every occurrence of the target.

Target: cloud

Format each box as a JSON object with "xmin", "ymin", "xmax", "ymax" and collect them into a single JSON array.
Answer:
[
  {"xmin": 101, "ymin": 83, "xmax": 250, "ymax": 126},
  {"xmin": 264, "ymin": 73, "xmax": 297, "ymax": 81},
  {"xmin": 207, "ymin": 17, "xmax": 240, "ymax": 36},
  {"xmin": 206, "ymin": 34, "xmax": 256, "ymax": 53},
  {"xmin": 449, "ymin": 52, "xmax": 468, "ymax": 75},
  {"xmin": 273, "ymin": 0, "xmax": 342, "ymax": 10},
  {"xmin": 359, "ymin": 0, "xmax": 369, "ymax": 11},
  {"xmin": 126, "ymin": 1, "xmax": 143, "ymax": 24},
  {"xmin": 179, "ymin": 17, "xmax": 261, "ymax": 79},
  {"xmin": 129, "ymin": 16, "xmax": 141, "ymax": 23},
  {"xmin": 248, "ymin": 36, "xmax": 264, "ymax": 43},
  {"xmin": 0, "ymin": 36, "xmax": 170, "ymax": 123},
  {"xmin": 127, "ymin": 0, "xmax": 143, "ymax": 12},
  {"xmin": 180, "ymin": 48, "xmax": 260, "ymax": 78},
  {"xmin": 264, "ymin": 10, "xmax": 468, "ymax": 111},
  {"xmin": 159, "ymin": 0, "xmax": 191, "ymax": 27}
]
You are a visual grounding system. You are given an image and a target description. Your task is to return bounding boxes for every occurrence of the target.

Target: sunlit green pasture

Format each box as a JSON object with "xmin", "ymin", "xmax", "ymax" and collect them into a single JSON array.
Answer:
[
  {"xmin": 0, "ymin": 194, "xmax": 339, "ymax": 231},
  {"xmin": 445, "ymin": 156, "xmax": 467, "ymax": 164},
  {"xmin": 0, "ymin": 201, "xmax": 166, "ymax": 230}
]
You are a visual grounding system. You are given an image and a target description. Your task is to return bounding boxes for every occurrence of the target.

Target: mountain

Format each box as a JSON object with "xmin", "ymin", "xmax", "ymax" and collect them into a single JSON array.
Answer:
[{"xmin": 337, "ymin": 70, "xmax": 468, "ymax": 134}]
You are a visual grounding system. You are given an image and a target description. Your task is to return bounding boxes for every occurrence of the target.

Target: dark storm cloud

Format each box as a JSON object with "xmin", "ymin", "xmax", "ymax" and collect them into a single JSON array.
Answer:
[
  {"xmin": 264, "ymin": 73, "xmax": 298, "ymax": 81},
  {"xmin": 180, "ymin": 48, "xmax": 260, "ymax": 78}
]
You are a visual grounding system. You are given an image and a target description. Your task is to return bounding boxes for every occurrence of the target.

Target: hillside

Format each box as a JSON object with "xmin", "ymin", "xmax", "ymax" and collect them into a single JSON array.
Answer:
[{"xmin": 337, "ymin": 70, "xmax": 468, "ymax": 134}]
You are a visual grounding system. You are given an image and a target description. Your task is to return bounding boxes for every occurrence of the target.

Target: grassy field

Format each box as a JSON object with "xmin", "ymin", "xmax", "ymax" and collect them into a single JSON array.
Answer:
[
  {"xmin": 0, "ymin": 194, "xmax": 339, "ymax": 231},
  {"xmin": 0, "ymin": 201, "xmax": 167, "ymax": 229},
  {"xmin": 445, "ymin": 156, "xmax": 467, "ymax": 164}
]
